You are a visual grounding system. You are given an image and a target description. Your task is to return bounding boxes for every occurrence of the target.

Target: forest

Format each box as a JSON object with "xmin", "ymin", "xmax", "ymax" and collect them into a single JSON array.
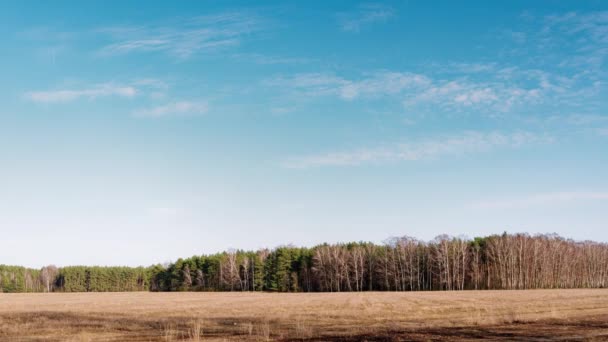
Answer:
[{"xmin": 2, "ymin": 232, "xmax": 607, "ymax": 293}]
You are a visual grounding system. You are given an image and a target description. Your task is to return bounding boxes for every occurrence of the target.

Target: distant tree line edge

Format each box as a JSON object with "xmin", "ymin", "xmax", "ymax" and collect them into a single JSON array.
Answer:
[{"xmin": 2, "ymin": 232, "xmax": 608, "ymax": 293}]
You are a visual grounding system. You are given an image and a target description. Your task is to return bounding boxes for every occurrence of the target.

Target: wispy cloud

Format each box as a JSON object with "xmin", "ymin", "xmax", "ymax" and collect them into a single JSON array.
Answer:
[
  {"xmin": 471, "ymin": 191, "xmax": 608, "ymax": 210},
  {"xmin": 404, "ymin": 80, "xmax": 541, "ymax": 113},
  {"xmin": 24, "ymin": 83, "xmax": 137, "ymax": 103},
  {"xmin": 98, "ymin": 12, "xmax": 262, "ymax": 59},
  {"xmin": 133, "ymin": 101, "xmax": 208, "ymax": 118},
  {"xmin": 23, "ymin": 79, "xmax": 167, "ymax": 104},
  {"xmin": 232, "ymin": 53, "xmax": 314, "ymax": 65},
  {"xmin": 425, "ymin": 62, "xmax": 498, "ymax": 74},
  {"xmin": 544, "ymin": 113, "xmax": 608, "ymax": 125},
  {"xmin": 545, "ymin": 11, "xmax": 608, "ymax": 43},
  {"xmin": 266, "ymin": 71, "xmax": 430, "ymax": 100},
  {"xmin": 535, "ymin": 11, "xmax": 608, "ymax": 71},
  {"xmin": 283, "ymin": 131, "xmax": 551, "ymax": 168},
  {"xmin": 266, "ymin": 70, "xmax": 548, "ymax": 114},
  {"xmin": 504, "ymin": 30, "xmax": 527, "ymax": 44},
  {"xmin": 266, "ymin": 49, "xmax": 604, "ymax": 117},
  {"xmin": 338, "ymin": 4, "xmax": 394, "ymax": 32}
]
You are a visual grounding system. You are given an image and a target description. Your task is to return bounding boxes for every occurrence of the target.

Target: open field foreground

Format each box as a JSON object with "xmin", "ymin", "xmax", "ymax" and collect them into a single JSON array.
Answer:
[{"xmin": 1, "ymin": 290, "xmax": 608, "ymax": 341}]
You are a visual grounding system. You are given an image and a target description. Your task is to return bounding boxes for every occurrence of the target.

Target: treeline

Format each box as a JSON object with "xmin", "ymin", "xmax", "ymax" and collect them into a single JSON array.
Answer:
[
  {"xmin": 0, "ymin": 265, "xmax": 150, "ymax": 293},
  {"xmin": 2, "ymin": 233, "xmax": 607, "ymax": 293}
]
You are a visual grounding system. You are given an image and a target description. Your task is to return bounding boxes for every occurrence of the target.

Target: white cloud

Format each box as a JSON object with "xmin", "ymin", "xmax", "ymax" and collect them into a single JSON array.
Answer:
[
  {"xmin": 545, "ymin": 11, "xmax": 608, "ymax": 43},
  {"xmin": 341, "ymin": 72, "xmax": 432, "ymax": 99},
  {"xmin": 339, "ymin": 4, "xmax": 394, "ymax": 32},
  {"xmin": 23, "ymin": 79, "xmax": 167, "ymax": 104},
  {"xmin": 405, "ymin": 80, "xmax": 541, "ymax": 113},
  {"xmin": 537, "ymin": 11, "xmax": 608, "ymax": 72},
  {"xmin": 424, "ymin": 62, "xmax": 498, "ymax": 74},
  {"xmin": 267, "ymin": 72, "xmax": 430, "ymax": 100},
  {"xmin": 133, "ymin": 101, "xmax": 208, "ymax": 118},
  {"xmin": 283, "ymin": 131, "xmax": 551, "ymax": 168},
  {"xmin": 471, "ymin": 191, "xmax": 608, "ymax": 210},
  {"xmin": 98, "ymin": 12, "xmax": 261, "ymax": 59},
  {"xmin": 267, "ymin": 70, "xmax": 547, "ymax": 114},
  {"xmin": 232, "ymin": 53, "xmax": 314, "ymax": 65},
  {"xmin": 265, "ymin": 73, "xmax": 347, "ymax": 98},
  {"xmin": 453, "ymin": 88, "xmax": 498, "ymax": 105},
  {"xmin": 24, "ymin": 83, "xmax": 137, "ymax": 103},
  {"xmin": 263, "ymin": 10, "xmax": 606, "ymax": 117}
]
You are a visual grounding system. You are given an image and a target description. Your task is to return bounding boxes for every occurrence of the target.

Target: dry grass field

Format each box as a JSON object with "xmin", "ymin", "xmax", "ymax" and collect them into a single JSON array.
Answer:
[{"xmin": 1, "ymin": 289, "xmax": 608, "ymax": 341}]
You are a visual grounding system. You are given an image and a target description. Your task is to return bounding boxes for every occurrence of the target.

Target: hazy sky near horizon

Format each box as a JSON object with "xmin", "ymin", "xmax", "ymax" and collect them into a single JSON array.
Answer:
[{"xmin": 1, "ymin": 1, "xmax": 607, "ymax": 268}]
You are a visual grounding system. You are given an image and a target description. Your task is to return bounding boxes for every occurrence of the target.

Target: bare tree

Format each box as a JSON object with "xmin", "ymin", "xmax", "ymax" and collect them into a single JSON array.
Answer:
[
  {"xmin": 182, "ymin": 265, "xmax": 192, "ymax": 289},
  {"xmin": 40, "ymin": 265, "xmax": 58, "ymax": 292}
]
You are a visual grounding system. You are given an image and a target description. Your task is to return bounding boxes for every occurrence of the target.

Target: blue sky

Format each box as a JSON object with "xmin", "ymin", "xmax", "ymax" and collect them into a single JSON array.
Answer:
[{"xmin": 1, "ymin": 1, "xmax": 607, "ymax": 267}]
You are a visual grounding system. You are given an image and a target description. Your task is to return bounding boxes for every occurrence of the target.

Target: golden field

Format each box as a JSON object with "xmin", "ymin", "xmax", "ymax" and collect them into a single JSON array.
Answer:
[{"xmin": 1, "ymin": 289, "xmax": 608, "ymax": 341}]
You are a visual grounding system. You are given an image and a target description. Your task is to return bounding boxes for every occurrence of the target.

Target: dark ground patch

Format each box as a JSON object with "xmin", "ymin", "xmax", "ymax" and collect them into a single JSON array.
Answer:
[
  {"xmin": 2, "ymin": 312, "xmax": 608, "ymax": 341},
  {"xmin": 286, "ymin": 317, "xmax": 608, "ymax": 341}
]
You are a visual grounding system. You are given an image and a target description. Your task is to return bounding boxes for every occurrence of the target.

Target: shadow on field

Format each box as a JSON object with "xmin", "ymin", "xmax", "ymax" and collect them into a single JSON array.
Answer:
[
  {"xmin": 2, "ymin": 311, "xmax": 608, "ymax": 341},
  {"xmin": 288, "ymin": 318, "xmax": 608, "ymax": 341}
]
